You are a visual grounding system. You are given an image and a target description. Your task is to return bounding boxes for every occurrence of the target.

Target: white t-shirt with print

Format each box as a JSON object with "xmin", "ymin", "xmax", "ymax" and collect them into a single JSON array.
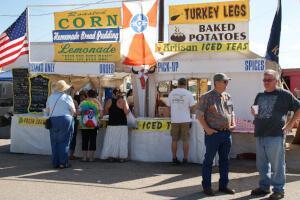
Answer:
[{"xmin": 167, "ymin": 88, "xmax": 196, "ymax": 123}]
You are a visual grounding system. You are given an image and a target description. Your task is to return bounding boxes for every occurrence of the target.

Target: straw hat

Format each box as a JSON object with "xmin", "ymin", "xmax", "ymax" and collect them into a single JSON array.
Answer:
[{"xmin": 52, "ymin": 80, "xmax": 71, "ymax": 92}]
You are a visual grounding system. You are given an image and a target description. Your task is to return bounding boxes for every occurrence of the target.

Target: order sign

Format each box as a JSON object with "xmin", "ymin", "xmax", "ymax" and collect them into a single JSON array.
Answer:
[{"xmin": 54, "ymin": 43, "xmax": 120, "ymax": 62}]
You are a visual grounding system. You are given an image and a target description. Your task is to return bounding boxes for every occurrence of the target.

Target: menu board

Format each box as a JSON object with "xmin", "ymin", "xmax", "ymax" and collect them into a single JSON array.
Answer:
[
  {"xmin": 28, "ymin": 75, "xmax": 50, "ymax": 113},
  {"xmin": 12, "ymin": 68, "xmax": 30, "ymax": 114}
]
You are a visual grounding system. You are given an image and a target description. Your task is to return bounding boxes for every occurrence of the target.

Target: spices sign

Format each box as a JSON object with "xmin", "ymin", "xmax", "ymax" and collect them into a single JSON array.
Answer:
[
  {"xmin": 54, "ymin": 43, "xmax": 120, "ymax": 62},
  {"xmin": 54, "ymin": 8, "xmax": 121, "ymax": 30},
  {"xmin": 169, "ymin": 0, "xmax": 249, "ymax": 24}
]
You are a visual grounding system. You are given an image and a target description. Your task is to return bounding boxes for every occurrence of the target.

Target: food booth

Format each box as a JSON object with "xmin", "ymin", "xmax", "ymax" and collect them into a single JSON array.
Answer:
[{"xmin": 5, "ymin": 0, "xmax": 280, "ymax": 164}]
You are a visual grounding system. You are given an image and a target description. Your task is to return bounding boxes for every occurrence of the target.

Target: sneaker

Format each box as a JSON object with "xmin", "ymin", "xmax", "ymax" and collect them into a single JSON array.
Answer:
[
  {"xmin": 219, "ymin": 187, "xmax": 235, "ymax": 195},
  {"xmin": 203, "ymin": 188, "xmax": 215, "ymax": 196},
  {"xmin": 172, "ymin": 158, "xmax": 181, "ymax": 165},
  {"xmin": 251, "ymin": 188, "xmax": 271, "ymax": 196},
  {"xmin": 69, "ymin": 155, "xmax": 77, "ymax": 160},
  {"xmin": 269, "ymin": 192, "xmax": 284, "ymax": 200}
]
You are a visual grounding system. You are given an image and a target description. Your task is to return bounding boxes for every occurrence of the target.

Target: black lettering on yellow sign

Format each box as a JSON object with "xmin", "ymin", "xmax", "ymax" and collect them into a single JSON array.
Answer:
[{"xmin": 135, "ymin": 120, "xmax": 172, "ymax": 131}]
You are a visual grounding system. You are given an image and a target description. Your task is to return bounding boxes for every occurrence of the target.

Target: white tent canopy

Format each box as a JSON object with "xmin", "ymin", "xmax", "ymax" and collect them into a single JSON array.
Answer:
[{"xmin": 145, "ymin": 51, "xmax": 278, "ymax": 120}]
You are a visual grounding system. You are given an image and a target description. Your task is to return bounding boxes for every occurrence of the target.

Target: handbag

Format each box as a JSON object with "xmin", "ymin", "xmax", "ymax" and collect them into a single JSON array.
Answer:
[{"xmin": 45, "ymin": 94, "xmax": 63, "ymax": 130}]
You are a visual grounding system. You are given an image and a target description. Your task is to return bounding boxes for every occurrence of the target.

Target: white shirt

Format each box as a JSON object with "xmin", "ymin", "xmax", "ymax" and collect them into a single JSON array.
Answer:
[
  {"xmin": 167, "ymin": 88, "xmax": 196, "ymax": 123},
  {"xmin": 46, "ymin": 92, "xmax": 75, "ymax": 117}
]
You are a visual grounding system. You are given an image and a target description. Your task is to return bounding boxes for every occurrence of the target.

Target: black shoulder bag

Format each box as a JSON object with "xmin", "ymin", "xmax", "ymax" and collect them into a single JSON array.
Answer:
[{"xmin": 45, "ymin": 94, "xmax": 63, "ymax": 130}]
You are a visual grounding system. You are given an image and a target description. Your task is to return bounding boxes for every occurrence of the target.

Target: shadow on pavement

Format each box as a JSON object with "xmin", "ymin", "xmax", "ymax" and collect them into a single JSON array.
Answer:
[{"xmin": 1, "ymin": 139, "xmax": 300, "ymax": 200}]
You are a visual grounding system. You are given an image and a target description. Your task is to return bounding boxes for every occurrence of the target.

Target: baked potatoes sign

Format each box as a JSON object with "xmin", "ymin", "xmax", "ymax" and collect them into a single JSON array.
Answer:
[
  {"xmin": 168, "ymin": 22, "xmax": 248, "ymax": 43},
  {"xmin": 169, "ymin": 0, "xmax": 249, "ymax": 24},
  {"xmin": 54, "ymin": 8, "xmax": 121, "ymax": 30},
  {"xmin": 54, "ymin": 43, "xmax": 120, "ymax": 62}
]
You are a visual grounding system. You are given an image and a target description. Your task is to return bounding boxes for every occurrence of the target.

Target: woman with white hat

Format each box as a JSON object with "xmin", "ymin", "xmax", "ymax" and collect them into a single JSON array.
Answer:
[{"xmin": 46, "ymin": 80, "xmax": 76, "ymax": 169}]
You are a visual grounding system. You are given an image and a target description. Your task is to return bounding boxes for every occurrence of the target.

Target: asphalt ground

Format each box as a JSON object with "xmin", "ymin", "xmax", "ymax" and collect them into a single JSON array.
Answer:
[{"xmin": 0, "ymin": 139, "xmax": 299, "ymax": 200}]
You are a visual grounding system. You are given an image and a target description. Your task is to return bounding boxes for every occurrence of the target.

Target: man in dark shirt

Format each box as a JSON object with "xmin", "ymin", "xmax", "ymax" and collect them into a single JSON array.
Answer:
[
  {"xmin": 198, "ymin": 73, "xmax": 236, "ymax": 196},
  {"xmin": 251, "ymin": 70, "xmax": 300, "ymax": 200}
]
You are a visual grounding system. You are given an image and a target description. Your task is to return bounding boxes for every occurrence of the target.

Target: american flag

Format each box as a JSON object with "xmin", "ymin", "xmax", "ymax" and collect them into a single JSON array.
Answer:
[{"xmin": 0, "ymin": 9, "xmax": 28, "ymax": 68}]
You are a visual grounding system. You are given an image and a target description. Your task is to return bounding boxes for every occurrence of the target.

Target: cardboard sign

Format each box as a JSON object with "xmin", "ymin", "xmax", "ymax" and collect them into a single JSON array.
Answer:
[
  {"xmin": 54, "ymin": 8, "xmax": 121, "ymax": 30},
  {"xmin": 168, "ymin": 22, "xmax": 248, "ymax": 43},
  {"xmin": 169, "ymin": 0, "xmax": 249, "ymax": 24},
  {"xmin": 54, "ymin": 43, "xmax": 120, "ymax": 62},
  {"xmin": 18, "ymin": 116, "xmax": 46, "ymax": 126}
]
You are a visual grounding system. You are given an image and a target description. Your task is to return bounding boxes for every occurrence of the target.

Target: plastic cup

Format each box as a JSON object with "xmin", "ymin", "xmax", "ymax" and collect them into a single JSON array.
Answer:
[
  {"xmin": 43, "ymin": 109, "xmax": 48, "ymax": 117},
  {"xmin": 192, "ymin": 114, "xmax": 196, "ymax": 120},
  {"xmin": 252, "ymin": 105, "xmax": 259, "ymax": 115}
]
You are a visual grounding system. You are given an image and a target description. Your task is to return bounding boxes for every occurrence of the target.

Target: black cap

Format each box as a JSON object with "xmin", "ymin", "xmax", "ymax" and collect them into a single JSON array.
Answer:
[
  {"xmin": 213, "ymin": 73, "xmax": 231, "ymax": 83},
  {"xmin": 178, "ymin": 78, "xmax": 187, "ymax": 86}
]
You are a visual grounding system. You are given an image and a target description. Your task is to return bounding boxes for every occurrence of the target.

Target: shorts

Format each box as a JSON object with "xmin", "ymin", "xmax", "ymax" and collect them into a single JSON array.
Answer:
[{"xmin": 171, "ymin": 122, "xmax": 190, "ymax": 142}]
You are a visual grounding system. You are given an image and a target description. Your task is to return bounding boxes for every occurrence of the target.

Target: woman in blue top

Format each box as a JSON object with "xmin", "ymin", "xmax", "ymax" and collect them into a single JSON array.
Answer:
[{"xmin": 46, "ymin": 80, "xmax": 75, "ymax": 169}]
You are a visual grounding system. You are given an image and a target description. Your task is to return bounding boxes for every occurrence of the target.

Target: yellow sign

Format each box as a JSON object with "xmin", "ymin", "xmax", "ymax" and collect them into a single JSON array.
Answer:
[
  {"xmin": 134, "ymin": 119, "xmax": 171, "ymax": 132},
  {"xmin": 54, "ymin": 8, "xmax": 121, "ymax": 30},
  {"xmin": 54, "ymin": 43, "xmax": 121, "ymax": 62},
  {"xmin": 156, "ymin": 42, "xmax": 249, "ymax": 52},
  {"xmin": 18, "ymin": 116, "xmax": 46, "ymax": 126},
  {"xmin": 169, "ymin": 0, "xmax": 249, "ymax": 24},
  {"xmin": 100, "ymin": 119, "xmax": 171, "ymax": 131}
]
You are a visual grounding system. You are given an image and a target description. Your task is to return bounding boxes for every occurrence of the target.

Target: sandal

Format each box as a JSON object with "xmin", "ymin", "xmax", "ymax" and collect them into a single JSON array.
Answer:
[{"xmin": 59, "ymin": 164, "xmax": 71, "ymax": 169}]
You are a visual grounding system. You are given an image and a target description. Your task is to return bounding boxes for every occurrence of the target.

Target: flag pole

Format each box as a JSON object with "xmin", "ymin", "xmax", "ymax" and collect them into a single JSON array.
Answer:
[
  {"xmin": 158, "ymin": 0, "xmax": 164, "ymax": 43},
  {"xmin": 26, "ymin": 6, "xmax": 31, "ymax": 63}
]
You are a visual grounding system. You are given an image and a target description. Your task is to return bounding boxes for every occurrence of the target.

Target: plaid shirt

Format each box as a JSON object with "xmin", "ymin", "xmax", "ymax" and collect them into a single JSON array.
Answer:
[{"xmin": 199, "ymin": 90, "xmax": 233, "ymax": 130}]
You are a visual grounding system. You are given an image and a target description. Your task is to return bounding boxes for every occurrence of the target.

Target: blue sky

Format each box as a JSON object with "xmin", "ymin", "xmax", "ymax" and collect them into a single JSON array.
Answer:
[{"xmin": 0, "ymin": 0, "xmax": 299, "ymax": 68}]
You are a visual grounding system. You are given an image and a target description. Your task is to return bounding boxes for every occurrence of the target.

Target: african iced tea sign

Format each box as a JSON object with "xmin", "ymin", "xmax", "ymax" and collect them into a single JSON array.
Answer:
[
  {"xmin": 54, "ymin": 8, "xmax": 121, "ymax": 30},
  {"xmin": 169, "ymin": 0, "xmax": 249, "ymax": 24}
]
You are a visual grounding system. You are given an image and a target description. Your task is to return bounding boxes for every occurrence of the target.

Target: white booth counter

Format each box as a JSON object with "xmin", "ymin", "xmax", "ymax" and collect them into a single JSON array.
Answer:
[{"xmin": 10, "ymin": 114, "xmax": 254, "ymax": 163}]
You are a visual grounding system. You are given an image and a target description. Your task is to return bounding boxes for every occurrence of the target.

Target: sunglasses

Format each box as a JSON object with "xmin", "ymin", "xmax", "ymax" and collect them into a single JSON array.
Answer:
[{"xmin": 263, "ymin": 79, "xmax": 275, "ymax": 83}]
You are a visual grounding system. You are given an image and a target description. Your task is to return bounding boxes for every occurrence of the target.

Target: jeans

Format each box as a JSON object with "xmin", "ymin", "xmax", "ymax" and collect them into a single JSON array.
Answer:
[
  {"xmin": 202, "ymin": 131, "xmax": 232, "ymax": 189},
  {"xmin": 256, "ymin": 136, "xmax": 286, "ymax": 193},
  {"xmin": 69, "ymin": 118, "xmax": 78, "ymax": 152},
  {"xmin": 49, "ymin": 115, "xmax": 74, "ymax": 168}
]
